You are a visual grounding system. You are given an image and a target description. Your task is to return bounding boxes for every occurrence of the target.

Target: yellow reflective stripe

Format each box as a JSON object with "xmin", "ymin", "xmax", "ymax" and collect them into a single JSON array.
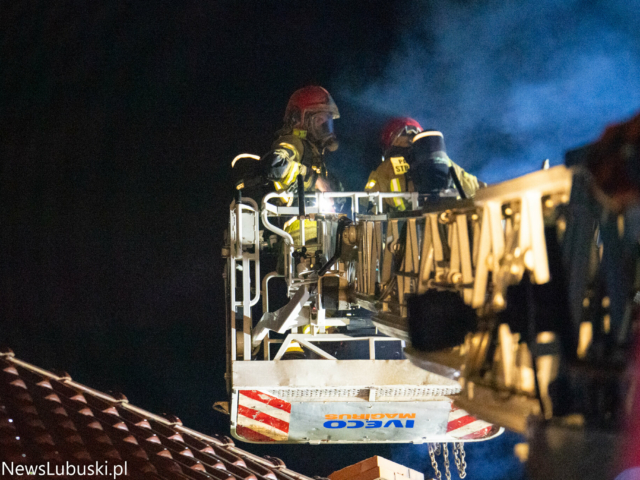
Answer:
[
  {"xmin": 274, "ymin": 181, "xmax": 284, "ymax": 191},
  {"xmin": 293, "ymin": 129, "xmax": 307, "ymax": 139},
  {"xmin": 278, "ymin": 142, "xmax": 301, "ymax": 162},
  {"xmin": 283, "ymin": 161, "xmax": 300, "ymax": 186},
  {"xmin": 365, "ymin": 180, "xmax": 377, "ymax": 190},
  {"xmin": 390, "ymin": 178, "xmax": 405, "ymax": 210}
]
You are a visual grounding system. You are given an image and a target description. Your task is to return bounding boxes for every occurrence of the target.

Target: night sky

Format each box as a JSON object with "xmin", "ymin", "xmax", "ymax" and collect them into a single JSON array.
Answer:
[{"xmin": 2, "ymin": 1, "xmax": 640, "ymax": 478}]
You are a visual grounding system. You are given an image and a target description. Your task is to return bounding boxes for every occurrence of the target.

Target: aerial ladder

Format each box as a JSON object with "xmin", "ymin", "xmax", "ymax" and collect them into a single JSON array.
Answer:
[
  {"xmin": 223, "ymin": 180, "xmax": 504, "ymax": 463},
  {"xmin": 223, "ymin": 112, "xmax": 640, "ymax": 480}
]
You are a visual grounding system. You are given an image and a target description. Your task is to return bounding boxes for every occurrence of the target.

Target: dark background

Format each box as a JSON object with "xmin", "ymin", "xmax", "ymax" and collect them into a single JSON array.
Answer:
[{"xmin": 2, "ymin": 1, "xmax": 640, "ymax": 478}]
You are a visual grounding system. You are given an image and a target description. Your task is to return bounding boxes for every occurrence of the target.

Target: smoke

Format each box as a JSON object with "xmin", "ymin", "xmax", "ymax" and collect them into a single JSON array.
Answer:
[
  {"xmin": 326, "ymin": 1, "xmax": 640, "ymax": 477},
  {"xmin": 334, "ymin": 0, "xmax": 640, "ymax": 184},
  {"xmin": 388, "ymin": 431, "xmax": 526, "ymax": 480}
]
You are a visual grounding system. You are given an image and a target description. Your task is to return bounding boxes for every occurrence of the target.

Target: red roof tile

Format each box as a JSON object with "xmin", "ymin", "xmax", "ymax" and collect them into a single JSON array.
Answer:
[{"xmin": 0, "ymin": 349, "xmax": 319, "ymax": 480}]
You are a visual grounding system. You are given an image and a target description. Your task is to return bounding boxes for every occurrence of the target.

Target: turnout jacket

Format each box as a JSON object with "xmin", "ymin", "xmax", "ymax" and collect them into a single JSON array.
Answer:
[{"xmin": 364, "ymin": 154, "xmax": 483, "ymax": 211}]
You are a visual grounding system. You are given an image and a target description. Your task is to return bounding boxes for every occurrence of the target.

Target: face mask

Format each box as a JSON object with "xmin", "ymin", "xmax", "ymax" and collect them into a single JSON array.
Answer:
[
  {"xmin": 323, "ymin": 137, "xmax": 339, "ymax": 152},
  {"xmin": 306, "ymin": 112, "xmax": 336, "ymax": 143}
]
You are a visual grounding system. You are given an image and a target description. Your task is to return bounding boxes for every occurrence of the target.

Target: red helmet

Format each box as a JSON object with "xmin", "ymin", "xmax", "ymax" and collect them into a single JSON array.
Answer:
[
  {"xmin": 284, "ymin": 86, "xmax": 340, "ymax": 128},
  {"xmin": 380, "ymin": 117, "xmax": 423, "ymax": 152}
]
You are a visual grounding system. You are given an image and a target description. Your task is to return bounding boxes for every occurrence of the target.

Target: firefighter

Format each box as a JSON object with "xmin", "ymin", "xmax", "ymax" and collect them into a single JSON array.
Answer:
[
  {"xmin": 364, "ymin": 117, "xmax": 484, "ymax": 211},
  {"xmin": 263, "ymin": 85, "xmax": 344, "ymax": 243},
  {"xmin": 265, "ymin": 86, "xmax": 340, "ymax": 192}
]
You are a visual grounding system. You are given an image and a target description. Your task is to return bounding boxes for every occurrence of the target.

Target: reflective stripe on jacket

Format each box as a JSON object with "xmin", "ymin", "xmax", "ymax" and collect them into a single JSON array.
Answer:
[
  {"xmin": 364, "ymin": 159, "xmax": 413, "ymax": 211},
  {"xmin": 364, "ymin": 156, "xmax": 483, "ymax": 211}
]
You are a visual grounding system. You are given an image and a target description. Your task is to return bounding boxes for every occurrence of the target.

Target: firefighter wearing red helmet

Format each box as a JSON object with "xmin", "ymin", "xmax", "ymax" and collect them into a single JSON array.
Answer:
[
  {"xmin": 364, "ymin": 117, "xmax": 484, "ymax": 211},
  {"xmin": 264, "ymin": 86, "xmax": 344, "ymax": 243},
  {"xmin": 265, "ymin": 86, "xmax": 342, "ymax": 196}
]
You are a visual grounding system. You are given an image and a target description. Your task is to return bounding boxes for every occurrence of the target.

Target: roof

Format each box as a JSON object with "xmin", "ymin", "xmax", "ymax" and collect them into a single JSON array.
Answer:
[{"xmin": 0, "ymin": 348, "xmax": 321, "ymax": 480}]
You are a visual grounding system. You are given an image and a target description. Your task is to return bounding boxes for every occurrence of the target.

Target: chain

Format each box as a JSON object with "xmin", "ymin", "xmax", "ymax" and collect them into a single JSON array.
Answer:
[
  {"xmin": 428, "ymin": 443, "xmax": 442, "ymax": 480},
  {"xmin": 429, "ymin": 443, "xmax": 466, "ymax": 480},
  {"xmin": 442, "ymin": 443, "xmax": 451, "ymax": 480},
  {"xmin": 454, "ymin": 442, "xmax": 467, "ymax": 478}
]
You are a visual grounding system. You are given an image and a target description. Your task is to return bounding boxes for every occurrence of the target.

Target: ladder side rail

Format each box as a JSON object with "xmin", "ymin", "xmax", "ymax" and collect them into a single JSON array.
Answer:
[
  {"xmin": 232, "ymin": 201, "xmax": 261, "ymax": 361},
  {"xmin": 238, "ymin": 201, "xmax": 261, "ymax": 307},
  {"xmin": 242, "ymin": 254, "xmax": 252, "ymax": 360},
  {"xmin": 227, "ymin": 257, "xmax": 237, "ymax": 361},
  {"xmin": 228, "ymin": 203, "xmax": 238, "ymax": 363}
]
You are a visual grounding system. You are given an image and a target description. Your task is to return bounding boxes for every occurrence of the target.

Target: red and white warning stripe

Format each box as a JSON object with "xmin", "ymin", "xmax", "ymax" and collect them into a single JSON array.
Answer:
[
  {"xmin": 446, "ymin": 406, "xmax": 498, "ymax": 440},
  {"xmin": 236, "ymin": 390, "xmax": 291, "ymax": 442}
]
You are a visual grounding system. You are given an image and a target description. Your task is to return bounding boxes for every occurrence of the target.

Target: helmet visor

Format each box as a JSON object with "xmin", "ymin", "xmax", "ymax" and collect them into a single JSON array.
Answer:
[{"xmin": 307, "ymin": 111, "xmax": 335, "ymax": 140}]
